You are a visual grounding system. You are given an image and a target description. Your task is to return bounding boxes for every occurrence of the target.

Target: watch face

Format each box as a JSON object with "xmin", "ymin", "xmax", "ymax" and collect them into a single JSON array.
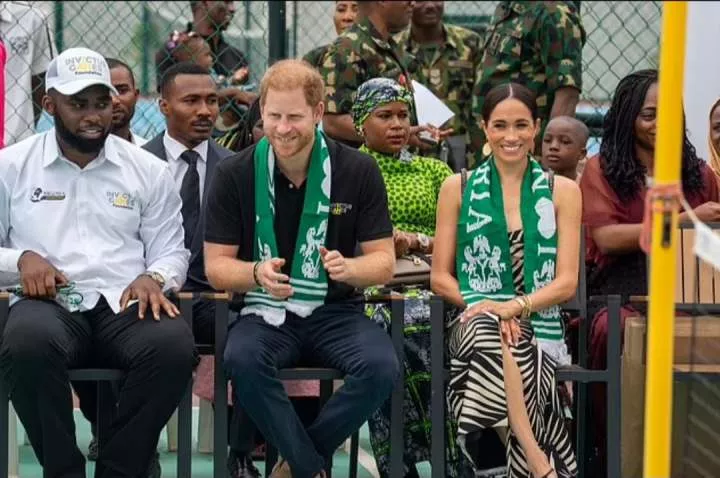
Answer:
[{"xmin": 149, "ymin": 272, "xmax": 165, "ymax": 286}]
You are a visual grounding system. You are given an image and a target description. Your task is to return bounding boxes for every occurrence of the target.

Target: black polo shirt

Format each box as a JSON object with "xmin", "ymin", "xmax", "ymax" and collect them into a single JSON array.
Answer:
[{"xmin": 204, "ymin": 136, "xmax": 393, "ymax": 304}]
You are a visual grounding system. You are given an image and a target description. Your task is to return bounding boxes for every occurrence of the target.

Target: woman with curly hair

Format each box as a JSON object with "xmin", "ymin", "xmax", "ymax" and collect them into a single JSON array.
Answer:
[
  {"xmin": 580, "ymin": 69, "xmax": 720, "ymax": 472},
  {"xmin": 581, "ymin": 69, "xmax": 719, "ymax": 297}
]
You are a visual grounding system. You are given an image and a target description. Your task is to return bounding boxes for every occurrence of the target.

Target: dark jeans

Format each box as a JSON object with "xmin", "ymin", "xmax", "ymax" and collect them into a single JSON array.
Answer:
[
  {"xmin": 224, "ymin": 302, "xmax": 400, "ymax": 478},
  {"xmin": 0, "ymin": 297, "xmax": 195, "ymax": 478}
]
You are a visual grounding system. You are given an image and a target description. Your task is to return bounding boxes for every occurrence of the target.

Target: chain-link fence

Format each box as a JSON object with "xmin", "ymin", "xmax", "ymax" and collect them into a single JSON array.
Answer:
[
  {"xmin": 3, "ymin": 1, "xmax": 661, "ymax": 150},
  {"xmin": 3, "ymin": 0, "xmax": 272, "ymax": 143}
]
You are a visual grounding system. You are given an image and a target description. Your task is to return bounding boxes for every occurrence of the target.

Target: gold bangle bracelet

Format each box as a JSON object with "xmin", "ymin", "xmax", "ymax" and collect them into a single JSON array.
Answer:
[
  {"xmin": 516, "ymin": 295, "xmax": 530, "ymax": 320},
  {"xmin": 525, "ymin": 295, "xmax": 533, "ymax": 319},
  {"xmin": 514, "ymin": 295, "xmax": 528, "ymax": 320},
  {"xmin": 513, "ymin": 296, "xmax": 525, "ymax": 317},
  {"xmin": 526, "ymin": 295, "xmax": 532, "ymax": 318}
]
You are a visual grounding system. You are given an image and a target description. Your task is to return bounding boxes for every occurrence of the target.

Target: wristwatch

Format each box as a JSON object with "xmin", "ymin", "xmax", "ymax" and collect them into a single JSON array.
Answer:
[
  {"xmin": 416, "ymin": 233, "xmax": 431, "ymax": 251},
  {"xmin": 143, "ymin": 271, "xmax": 166, "ymax": 289}
]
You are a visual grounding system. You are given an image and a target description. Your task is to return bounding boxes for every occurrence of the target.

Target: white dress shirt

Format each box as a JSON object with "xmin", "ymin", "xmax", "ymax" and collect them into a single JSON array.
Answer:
[
  {"xmin": 130, "ymin": 131, "xmax": 148, "ymax": 147},
  {"xmin": 0, "ymin": 130, "xmax": 189, "ymax": 313},
  {"xmin": 162, "ymin": 132, "xmax": 208, "ymax": 203}
]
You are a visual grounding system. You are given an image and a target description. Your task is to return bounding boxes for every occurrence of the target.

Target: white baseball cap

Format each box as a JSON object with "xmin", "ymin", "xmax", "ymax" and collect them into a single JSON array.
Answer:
[{"xmin": 45, "ymin": 47, "xmax": 118, "ymax": 96}]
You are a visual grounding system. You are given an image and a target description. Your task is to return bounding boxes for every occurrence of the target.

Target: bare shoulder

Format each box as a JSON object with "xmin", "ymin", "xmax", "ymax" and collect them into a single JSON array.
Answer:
[
  {"xmin": 435, "ymin": 174, "xmax": 463, "ymax": 216},
  {"xmin": 553, "ymin": 174, "xmax": 581, "ymax": 203},
  {"xmin": 440, "ymin": 173, "xmax": 462, "ymax": 196}
]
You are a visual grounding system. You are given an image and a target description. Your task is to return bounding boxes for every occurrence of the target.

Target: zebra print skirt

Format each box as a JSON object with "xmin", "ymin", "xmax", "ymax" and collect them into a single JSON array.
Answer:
[{"xmin": 447, "ymin": 314, "xmax": 577, "ymax": 477}]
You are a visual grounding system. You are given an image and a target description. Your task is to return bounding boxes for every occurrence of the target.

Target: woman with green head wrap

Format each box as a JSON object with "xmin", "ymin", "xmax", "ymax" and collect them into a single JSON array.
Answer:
[
  {"xmin": 352, "ymin": 78, "xmax": 451, "ymax": 255},
  {"xmin": 354, "ymin": 78, "xmax": 472, "ymax": 478}
]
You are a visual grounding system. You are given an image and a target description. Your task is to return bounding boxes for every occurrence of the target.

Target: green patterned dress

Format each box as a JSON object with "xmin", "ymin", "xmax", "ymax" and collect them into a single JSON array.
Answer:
[{"xmin": 360, "ymin": 146, "xmax": 473, "ymax": 478}]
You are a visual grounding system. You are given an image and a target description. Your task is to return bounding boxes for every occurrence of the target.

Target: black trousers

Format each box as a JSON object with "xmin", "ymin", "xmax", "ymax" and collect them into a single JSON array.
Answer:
[
  {"xmin": 0, "ymin": 298, "xmax": 195, "ymax": 478},
  {"xmin": 79, "ymin": 297, "xmax": 257, "ymax": 455}
]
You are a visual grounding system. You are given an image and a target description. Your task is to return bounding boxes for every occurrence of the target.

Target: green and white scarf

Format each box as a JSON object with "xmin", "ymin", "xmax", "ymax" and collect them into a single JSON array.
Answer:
[
  {"xmin": 242, "ymin": 130, "xmax": 332, "ymax": 326},
  {"xmin": 456, "ymin": 156, "xmax": 563, "ymax": 340}
]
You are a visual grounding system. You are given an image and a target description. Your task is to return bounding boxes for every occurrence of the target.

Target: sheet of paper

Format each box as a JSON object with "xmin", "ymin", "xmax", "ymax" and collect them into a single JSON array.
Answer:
[
  {"xmin": 680, "ymin": 197, "xmax": 720, "ymax": 271},
  {"xmin": 412, "ymin": 80, "xmax": 455, "ymax": 128},
  {"xmin": 694, "ymin": 221, "xmax": 720, "ymax": 271}
]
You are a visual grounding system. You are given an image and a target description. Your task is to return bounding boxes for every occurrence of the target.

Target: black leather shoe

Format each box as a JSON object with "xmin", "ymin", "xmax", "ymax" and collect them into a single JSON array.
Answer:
[
  {"xmin": 90, "ymin": 435, "xmax": 160, "ymax": 478},
  {"xmin": 146, "ymin": 451, "xmax": 161, "ymax": 478},
  {"xmin": 228, "ymin": 449, "xmax": 261, "ymax": 478},
  {"xmin": 87, "ymin": 437, "xmax": 98, "ymax": 461}
]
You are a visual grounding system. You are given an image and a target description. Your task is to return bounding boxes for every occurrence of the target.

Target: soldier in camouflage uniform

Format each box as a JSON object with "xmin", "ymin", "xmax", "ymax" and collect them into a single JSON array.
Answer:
[
  {"xmin": 318, "ymin": 1, "xmax": 420, "ymax": 148},
  {"xmin": 303, "ymin": 1, "xmax": 359, "ymax": 69},
  {"xmin": 396, "ymin": 1, "xmax": 483, "ymax": 171},
  {"xmin": 471, "ymin": 1, "xmax": 586, "ymax": 167}
]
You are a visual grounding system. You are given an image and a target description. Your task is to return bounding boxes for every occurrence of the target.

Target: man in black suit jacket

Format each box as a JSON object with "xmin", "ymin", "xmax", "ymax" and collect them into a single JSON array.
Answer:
[
  {"xmin": 143, "ymin": 62, "xmax": 259, "ymax": 478},
  {"xmin": 144, "ymin": 63, "xmax": 232, "ymax": 316}
]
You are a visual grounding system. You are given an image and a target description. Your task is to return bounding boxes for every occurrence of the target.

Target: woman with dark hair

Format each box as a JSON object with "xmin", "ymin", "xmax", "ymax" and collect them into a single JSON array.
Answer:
[
  {"xmin": 580, "ymin": 69, "xmax": 720, "ymax": 473},
  {"xmin": 350, "ymin": 78, "xmax": 471, "ymax": 478},
  {"xmin": 432, "ymin": 82, "xmax": 580, "ymax": 478},
  {"xmin": 581, "ymin": 69, "xmax": 720, "ymax": 299}
]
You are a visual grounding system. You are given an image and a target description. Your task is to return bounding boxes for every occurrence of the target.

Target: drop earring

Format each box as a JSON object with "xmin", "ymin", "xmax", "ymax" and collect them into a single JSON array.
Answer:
[{"xmin": 482, "ymin": 142, "xmax": 492, "ymax": 157}]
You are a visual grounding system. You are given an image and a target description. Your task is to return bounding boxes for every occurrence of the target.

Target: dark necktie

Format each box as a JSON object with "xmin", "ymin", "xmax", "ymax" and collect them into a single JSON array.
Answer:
[{"xmin": 179, "ymin": 150, "xmax": 201, "ymax": 248}]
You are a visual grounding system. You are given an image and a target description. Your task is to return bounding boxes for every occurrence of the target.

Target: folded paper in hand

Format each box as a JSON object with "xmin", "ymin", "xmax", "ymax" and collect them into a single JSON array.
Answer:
[{"xmin": 412, "ymin": 80, "xmax": 455, "ymax": 128}]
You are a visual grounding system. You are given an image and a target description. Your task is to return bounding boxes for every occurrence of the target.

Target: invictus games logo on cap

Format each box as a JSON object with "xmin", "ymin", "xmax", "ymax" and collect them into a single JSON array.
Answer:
[{"xmin": 65, "ymin": 56, "xmax": 105, "ymax": 77}]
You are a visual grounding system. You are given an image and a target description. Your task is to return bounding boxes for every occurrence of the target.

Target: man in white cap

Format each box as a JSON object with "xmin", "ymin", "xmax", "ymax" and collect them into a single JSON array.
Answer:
[{"xmin": 0, "ymin": 47, "xmax": 194, "ymax": 478}]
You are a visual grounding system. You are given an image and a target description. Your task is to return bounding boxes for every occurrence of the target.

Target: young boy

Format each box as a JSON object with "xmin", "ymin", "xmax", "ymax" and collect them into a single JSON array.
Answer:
[{"xmin": 541, "ymin": 115, "xmax": 589, "ymax": 181}]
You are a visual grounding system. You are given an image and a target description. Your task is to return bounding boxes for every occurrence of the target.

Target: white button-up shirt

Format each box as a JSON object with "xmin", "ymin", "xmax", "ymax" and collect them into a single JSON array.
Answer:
[
  {"xmin": 163, "ymin": 132, "xmax": 208, "ymax": 202},
  {"xmin": 130, "ymin": 131, "xmax": 148, "ymax": 147},
  {"xmin": 0, "ymin": 130, "xmax": 189, "ymax": 313}
]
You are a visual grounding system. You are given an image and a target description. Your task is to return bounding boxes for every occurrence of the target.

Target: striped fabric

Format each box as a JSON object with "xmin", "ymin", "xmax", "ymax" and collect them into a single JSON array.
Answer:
[
  {"xmin": 446, "ymin": 230, "xmax": 577, "ymax": 477},
  {"xmin": 447, "ymin": 317, "xmax": 577, "ymax": 477}
]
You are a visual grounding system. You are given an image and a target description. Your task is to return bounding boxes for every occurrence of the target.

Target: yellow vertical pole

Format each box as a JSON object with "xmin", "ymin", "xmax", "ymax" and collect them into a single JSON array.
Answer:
[{"xmin": 643, "ymin": 2, "xmax": 687, "ymax": 477}]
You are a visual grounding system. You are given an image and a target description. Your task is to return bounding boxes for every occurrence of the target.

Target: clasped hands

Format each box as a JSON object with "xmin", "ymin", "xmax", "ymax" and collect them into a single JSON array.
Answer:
[
  {"xmin": 254, "ymin": 247, "xmax": 355, "ymax": 299},
  {"xmin": 458, "ymin": 298, "xmax": 525, "ymax": 346}
]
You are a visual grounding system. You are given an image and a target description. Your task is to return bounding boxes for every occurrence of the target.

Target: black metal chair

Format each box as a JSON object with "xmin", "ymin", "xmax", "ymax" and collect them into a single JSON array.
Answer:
[
  {"xmin": 177, "ymin": 291, "xmax": 230, "ymax": 478},
  {"xmin": 0, "ymin": 292, "xmax": 216, "ymax": 478}
]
